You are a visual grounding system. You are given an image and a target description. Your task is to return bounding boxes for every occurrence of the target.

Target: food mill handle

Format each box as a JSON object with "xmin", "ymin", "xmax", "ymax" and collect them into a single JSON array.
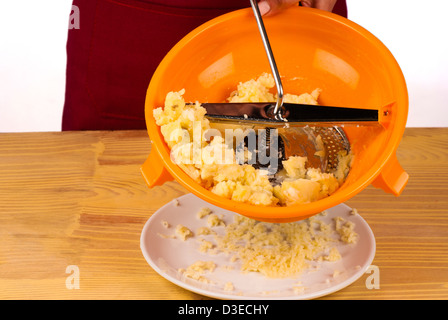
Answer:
[{"xmin": 249, "ymin": 0, "xmax": 284, "ymax": 121}]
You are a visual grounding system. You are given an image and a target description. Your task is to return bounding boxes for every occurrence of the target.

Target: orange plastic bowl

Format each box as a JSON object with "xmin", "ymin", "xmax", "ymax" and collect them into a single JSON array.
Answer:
[{"xmin": 141, "ymin": 7, "xmax": 408, "ymax": 222}]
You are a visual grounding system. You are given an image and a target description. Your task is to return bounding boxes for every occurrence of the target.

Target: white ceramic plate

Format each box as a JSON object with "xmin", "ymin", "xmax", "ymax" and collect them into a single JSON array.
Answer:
[{"xmin": 140, "ymin": 193, "xmax": 375, "ymax": 300}]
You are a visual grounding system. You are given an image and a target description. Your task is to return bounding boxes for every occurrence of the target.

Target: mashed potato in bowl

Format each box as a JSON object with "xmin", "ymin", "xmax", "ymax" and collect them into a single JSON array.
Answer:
[{"xmin": 153, "ymin": 73, "xmax": 352, "ymax": 207}]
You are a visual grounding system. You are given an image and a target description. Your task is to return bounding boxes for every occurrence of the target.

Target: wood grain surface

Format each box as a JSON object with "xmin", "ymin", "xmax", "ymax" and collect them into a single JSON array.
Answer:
[{"xmin": 0, "ymin": 128, "xmax": 447, "ymax": 300}]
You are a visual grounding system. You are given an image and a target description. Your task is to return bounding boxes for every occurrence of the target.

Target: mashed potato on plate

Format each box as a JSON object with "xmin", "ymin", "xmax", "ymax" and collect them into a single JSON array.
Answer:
[{"xmin": 153, "ymin": 73, "xmax": 352, "ymax": 207}]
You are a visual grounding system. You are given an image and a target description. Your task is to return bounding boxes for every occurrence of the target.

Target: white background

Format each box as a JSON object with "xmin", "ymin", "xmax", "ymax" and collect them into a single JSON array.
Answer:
[{"xmin": 0, "ymin": 0, "xmax": 447, "ymax": 132}]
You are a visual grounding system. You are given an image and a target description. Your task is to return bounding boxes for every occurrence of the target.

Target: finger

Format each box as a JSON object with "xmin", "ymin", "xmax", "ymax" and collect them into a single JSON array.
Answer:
[
  {"xmin": 299, "ymin": 0, "xmax": 313, "ymax": 7},
  {"xmin": 258, "ymin": 1, "xmax": 271, "ymax": 15},
  {"xmin": 300, "ymin": 0, "xmax": 337, "ymax": 12},
  {"xmin": 313, "ymin": 0, "xmax": 337, "ymax": 11},
  {"xmin": 258, "ymin": 0, "xmax": 299, "ymax": 16}
]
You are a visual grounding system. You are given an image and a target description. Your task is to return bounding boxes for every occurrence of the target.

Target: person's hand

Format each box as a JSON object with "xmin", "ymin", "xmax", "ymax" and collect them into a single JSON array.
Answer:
[{"xmin": 258, "ymin": 0, "xmax": 337, "ymax": 16}]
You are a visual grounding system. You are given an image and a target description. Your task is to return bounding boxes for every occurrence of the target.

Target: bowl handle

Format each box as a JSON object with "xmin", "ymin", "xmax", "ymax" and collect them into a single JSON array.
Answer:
[
  {"xmin": 371, "ymin": 153, "xmax": 409, "ymax": 196},
  {"xmin": 140, "ymin": 150, "xmax": 173, "ymax": 187}
]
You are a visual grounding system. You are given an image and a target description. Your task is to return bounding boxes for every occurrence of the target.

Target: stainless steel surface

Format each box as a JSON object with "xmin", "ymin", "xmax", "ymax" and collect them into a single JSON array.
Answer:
[{"xmin": 201, "ymin": 102, "xmax": 379, "ymax": 126}]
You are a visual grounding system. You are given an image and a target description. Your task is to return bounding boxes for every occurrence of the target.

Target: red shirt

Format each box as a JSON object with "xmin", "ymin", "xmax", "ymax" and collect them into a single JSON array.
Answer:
[{"xmin": 62, "ymin": 0, "xmax": 347, "ymax": 130}]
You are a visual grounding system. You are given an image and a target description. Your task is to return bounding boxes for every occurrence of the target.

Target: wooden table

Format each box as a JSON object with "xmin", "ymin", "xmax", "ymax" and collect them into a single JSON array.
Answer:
[{"xmin": 1, "ymin": 128, "xmax": 447, "ymax": 300}]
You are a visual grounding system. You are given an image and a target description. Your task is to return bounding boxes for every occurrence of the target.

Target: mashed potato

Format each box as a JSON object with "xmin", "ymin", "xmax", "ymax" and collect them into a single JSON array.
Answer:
[
  {"xmin": 215, "ymin": 213, "xmax": 344, "ymax": 278},
  {"xmin": 153, "ymin": 73, "xmax": 352, "ymax": 207},
  {"xmin": 176, "ymin": 207, "xmax": 359, "ymax": 280}
]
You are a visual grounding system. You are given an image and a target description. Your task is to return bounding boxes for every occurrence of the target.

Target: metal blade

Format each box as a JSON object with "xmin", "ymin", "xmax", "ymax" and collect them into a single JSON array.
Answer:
[{"xmin": 200, "ymin": 102, "xmax": 379, "ymax": 126}]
